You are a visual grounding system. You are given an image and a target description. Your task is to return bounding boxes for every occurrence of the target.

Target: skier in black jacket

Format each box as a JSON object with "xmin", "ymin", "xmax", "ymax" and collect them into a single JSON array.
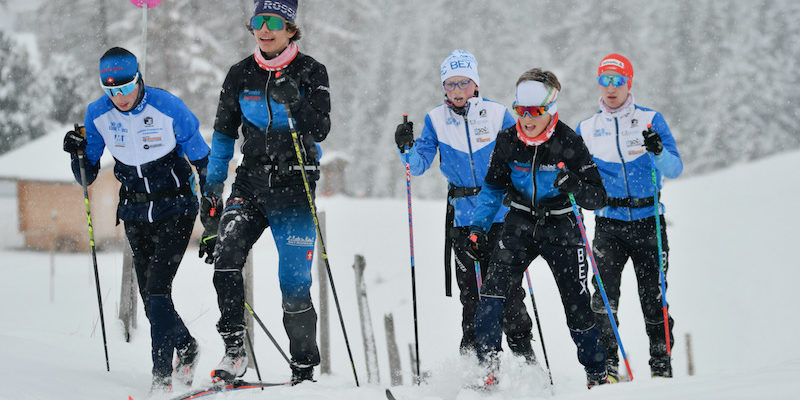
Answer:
[
  {"xmin": 200, "ymin": 0, "xmax": 329, "ymax": 385},
  {"xmin": 468, "ymin": 68, "xmax": 610, "ymax": 388}
]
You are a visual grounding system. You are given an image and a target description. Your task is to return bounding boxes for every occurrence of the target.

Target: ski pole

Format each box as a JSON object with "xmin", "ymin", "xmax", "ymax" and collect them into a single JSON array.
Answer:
[
  {"xmin": 245, "ymin": 301, "xmax": 291, "ymax": 365},
  {"xmin": 400, "ymin": 113, "xmax": 421, "ymax": 384},
  {"xmin": 557, "ymin": 162, "xmax": 633, "ymax": 381},
  {"xmin": 646, "ymin": 124, "xmax": 671, "ymax": 356},
  {"xmin": 281, "ymin": 84, "xmax": 360, "ymax": 387},
  {"xmin": 244, "ymin": 328, "xmax": 264, "ymax": 388},
  {"xmin": 75, "ymin": 124, "xmax": 110, "ymax": 372},
  {"xmin": 524, "ymin": 269, "xmax": 553, "ymax": 385}
]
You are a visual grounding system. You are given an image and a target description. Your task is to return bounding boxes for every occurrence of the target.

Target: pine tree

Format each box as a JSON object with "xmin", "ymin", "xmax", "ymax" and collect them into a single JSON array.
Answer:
[{"xmin": 0, "ymin": 31, "xmax": 48, "ymax": 155}]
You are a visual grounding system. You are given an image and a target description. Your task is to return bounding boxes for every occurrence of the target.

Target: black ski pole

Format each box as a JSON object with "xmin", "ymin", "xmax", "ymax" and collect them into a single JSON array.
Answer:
[
  {"xmin": 400, "ymin": 113, "xmax": 421, "ymax": 384},
  {"xmin": 524, "ymin": 269, "xmax": 553, "ymax": 385},
  {"xmin": 75, "ymin": 124, "xmax": 110, "ymax": 371},
  {"xmin": 244, "ymin": 328, "xmax": 264, "ymax": 389},
  {"xmin": 245, "ymin": 301, "xmax": 290, "ymax": 365},
  {"xmin": 279, "ymin": 82, "xmax": 360, "ymax": 387}
]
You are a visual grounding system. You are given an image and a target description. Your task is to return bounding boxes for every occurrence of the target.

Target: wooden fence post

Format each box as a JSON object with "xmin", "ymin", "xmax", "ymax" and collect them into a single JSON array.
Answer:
[
  {"xmin": 354, "ymin": 254, "xmax": 380, "ymax": 384},
  {"xmin": 384, "ymin": 313, "xmax": 403, "ymax": 386},
  {"xmin": 686, "ymin": 332, "xmax": 694, "ymax": 376},
  {"xmin": 119, "ymin": 241, "xmax": 137, "ymax": 342},
  {"xmin": 408, "ymin": 343, "xmax": 417, "ymax": 379},
  {"xmin": 317, "ymin": 211, "xmax": 331, "ymax": 375}
]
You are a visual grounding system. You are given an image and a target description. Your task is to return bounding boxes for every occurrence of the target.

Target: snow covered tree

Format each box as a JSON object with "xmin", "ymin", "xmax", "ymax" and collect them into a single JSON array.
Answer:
[{"xmin": 0, "ymin": 31, "xmax": 48, "ymax": 154}]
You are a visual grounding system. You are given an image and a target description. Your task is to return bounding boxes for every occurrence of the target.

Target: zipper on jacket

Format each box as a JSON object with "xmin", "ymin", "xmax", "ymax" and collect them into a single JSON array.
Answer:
[
  {"xmin": 462, "ymin": 114, "xmax": 479, "ymax": 187},
  {"xmin": 531, "ymin": 146, "xmax": 540, "ymax": 239},
  {"xmin": 130, "ymin": 112, "xmax": 154, "ymax": 222},
  {"xmin": 265, "ymin": 72, "xmax": 274, "ymax": 187},
  {"xmin": 613, "ymin": 117, "xmax": 633, "ymax": 220}
]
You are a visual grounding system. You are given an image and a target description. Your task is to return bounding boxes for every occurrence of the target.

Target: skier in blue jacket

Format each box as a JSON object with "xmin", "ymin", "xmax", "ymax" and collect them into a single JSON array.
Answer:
[
  {"xmin": 469, "ymin": 68, "xmax": 609, "ymax": 389},
  {"xmin": 576, "ymin": 53, "xmax": 683, "ymax": 380},
  {"xmin": 62, "ymin": 47, "xmax": 209, "ymax": 392},
  {"xmin": 394, "ymin": 49, "xmax": 534, "ymax": 360}
]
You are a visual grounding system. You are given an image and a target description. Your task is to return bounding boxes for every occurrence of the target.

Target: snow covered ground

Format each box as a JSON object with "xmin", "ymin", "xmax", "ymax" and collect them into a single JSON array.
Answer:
[{"xmin": 1, "ymin": 150, "xmax": 798, "ymax": 400}]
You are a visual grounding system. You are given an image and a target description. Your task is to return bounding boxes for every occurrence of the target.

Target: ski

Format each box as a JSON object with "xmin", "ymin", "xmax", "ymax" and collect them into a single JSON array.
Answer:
[
  {"xmin": 385, "ymin": 388, "xmax": 397, "ymax": 400},
  {"xmin": 128, "ymin": 379, "xmax": 289, "ymax": 400}
]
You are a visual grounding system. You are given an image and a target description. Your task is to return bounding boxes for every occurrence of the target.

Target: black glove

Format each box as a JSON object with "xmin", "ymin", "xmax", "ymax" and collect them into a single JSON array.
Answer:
[
  {"xmin": 199, "ymin": 193, "xmax": 222, "ymax": 264},
  {"xmin": 643, "ymin": 127, "xmax": 663, "ymax": 155},
  {"xmin": 395, "ymin": 121, "xmax": 414, "ymax": 152},
  {"xmin": 270, "ymin": 75, "xmax": 302, "ymax": 109},
  {"xmin": 554, "ymin": 169, "xmax": 582, "ymax": 194},
  {"xmin": 464, "ymin": 230, "xmax": 488, "ymax": 261},
  {"xmin": 63, "ymin": 127, "xmax": 86, "ymax": 154}
]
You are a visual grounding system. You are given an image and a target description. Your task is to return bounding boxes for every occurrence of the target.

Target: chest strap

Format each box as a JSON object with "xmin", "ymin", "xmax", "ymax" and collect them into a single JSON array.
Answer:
[
  {"xmin": 119, "ymin": 184, "xmax": 193, "ymax": 203},
  {"xmin": 242, "ymin": 157, "xmax": 319, "ymax": 175},
  {"xmin": 509, "ymin": 201, "xmax": 572, "ymax": 217},
  {"xmin": 448, "ymin": 185, "xmax": 481, "ymax": 199},
  {"xmin": 606, "ymin": 193, "xmax": 659, "ymax": 208}
]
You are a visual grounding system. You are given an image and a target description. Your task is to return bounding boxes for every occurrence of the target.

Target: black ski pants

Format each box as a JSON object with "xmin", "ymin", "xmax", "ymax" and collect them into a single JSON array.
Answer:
[
  {"xmin": 591, "ymin": 215, "xmax": 674, "ymax": 369},
  {"xmin": 475, "ymin": 211, "xmax": 606, "ymax": 374},
  {"xmin": 451, "ymin": 223, "xmax": 533, "ymax": 357},
  {"xmin": 124, "ymin": 213, "xmax": 195, "ymax": 379}
]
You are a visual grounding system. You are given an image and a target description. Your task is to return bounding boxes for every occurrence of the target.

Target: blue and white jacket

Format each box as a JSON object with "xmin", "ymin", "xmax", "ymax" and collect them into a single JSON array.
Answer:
[
  {"xmin": 576, "ymin": 95, "xmax": 683, "ymax": 221},
  {"xmin": 73, "ymin": 85, "xmax": 210, "ymax": 223},
  {"xmin": 402, "ymin": 97, "xmax": 516, "ymax": 227}
]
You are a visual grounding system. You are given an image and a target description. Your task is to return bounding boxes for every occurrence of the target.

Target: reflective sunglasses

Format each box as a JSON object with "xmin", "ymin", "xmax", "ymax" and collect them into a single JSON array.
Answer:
[
  {"xmin": 443, "ymin": 78, "xmax": 473, "ymax": 92},
  {"xmin": 101, "ymin": 72, "xmax": 139, "ymax": 97},
  {"xmin": 512, "ymin": 102, "xmax": 551, "ymax": 119},
  {"xmin": 597, "ymin": 74, "xmax": 628, "ymax": 87},
  {"xmin": 250, "ymin": 15, "xmax": 286, "ymax": 31}
]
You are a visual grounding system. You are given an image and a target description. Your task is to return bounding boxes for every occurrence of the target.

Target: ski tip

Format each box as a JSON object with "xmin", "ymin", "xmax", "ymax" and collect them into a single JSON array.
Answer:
[
  {"xmin": 128, "ymin": 396, "xmax": 134, "ymax": 400},
  {"xmin": 385, "ymin": 388, "xmax": 397, "ymax": 400}
]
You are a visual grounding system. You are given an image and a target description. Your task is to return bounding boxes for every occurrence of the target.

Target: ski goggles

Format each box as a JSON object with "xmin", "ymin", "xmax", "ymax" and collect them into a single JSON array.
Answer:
[
  {"xmin": 443, "ymin": 78, "xmax": 473, "ymax": 92},
  {"xmin": 597, "ymin": 74, "xmax": 629, "ymax": 87},
  {"xmin": 250, "ymin": 15, "xmax": 286, "ymax": 31},
  {"xmin": 101, "ymin": 73, "xmax": 139, "ymax": 97},
  {"xmin": 512, "ymin": 102, "xmax": 551, "ymax": 119}
]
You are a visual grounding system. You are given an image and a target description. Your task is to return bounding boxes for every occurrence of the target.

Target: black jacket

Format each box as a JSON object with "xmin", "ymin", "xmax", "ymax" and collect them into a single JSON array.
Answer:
[
  {"xmin": 212, "ymin": 51, "xmax": 330, "ymax": 189},
  {"xmin": 471, "ymin": 120, "xmax": 606, "ymax": 232}
]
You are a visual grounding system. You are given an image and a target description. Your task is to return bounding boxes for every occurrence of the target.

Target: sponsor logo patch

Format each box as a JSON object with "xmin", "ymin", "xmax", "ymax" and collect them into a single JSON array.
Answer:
[
  {"xmin": 287, "ymin": 235, "xmax": 315, "ymax": 247},
  {"xmin": 512, "ymin": 163, "xmax": 531, "ymax": 172},
  {"xmin": 114, "ymin": 134, "xmax": 125, "ymax": 147},
  {"xmin": 593, "ymin": 128, "xmax": 611, "ymax": 137}
]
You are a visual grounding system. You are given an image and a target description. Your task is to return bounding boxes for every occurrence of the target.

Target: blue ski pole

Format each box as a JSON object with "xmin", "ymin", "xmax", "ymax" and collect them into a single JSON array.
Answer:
[
  {"xmin": 646, "ymin": 124, "xmax": 671, "ymax": 356},
  {"xmin": 557, "ymin": 162, "xmax": 634, "ymax": 381}
]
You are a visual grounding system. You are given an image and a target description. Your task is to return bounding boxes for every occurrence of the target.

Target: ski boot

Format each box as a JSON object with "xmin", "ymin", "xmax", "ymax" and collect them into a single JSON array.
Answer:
[
  {"xmin": 586, "ymin": 370, "xmax": 609, "ymax": 389},
  {"xmin": 174, "ymin": 338, "xmax": 200, "ymax": 386},
  {"xmin": 150, "ymin": 374, "xmax": 172, "ymax": 394},
  {"xmin": 650, "ymin": 356, "xmax": 673, "ymax": 378},
  {"xmin": 290, "ymin": 365, "xmax": 316, "ymax": 386},
  {"xmin": 606, "ymin": 361, "xmax": 620, "ymax": 383},
  {"xmin": 211, "ymin": 332, "xmax": 248, "ymax": 383}
]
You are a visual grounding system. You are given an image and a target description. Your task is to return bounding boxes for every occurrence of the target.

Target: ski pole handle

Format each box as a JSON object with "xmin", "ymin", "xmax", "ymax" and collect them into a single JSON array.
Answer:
[{"xmin": 402, "ymin": 113, "xmax": 410, "ymax": 153}]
